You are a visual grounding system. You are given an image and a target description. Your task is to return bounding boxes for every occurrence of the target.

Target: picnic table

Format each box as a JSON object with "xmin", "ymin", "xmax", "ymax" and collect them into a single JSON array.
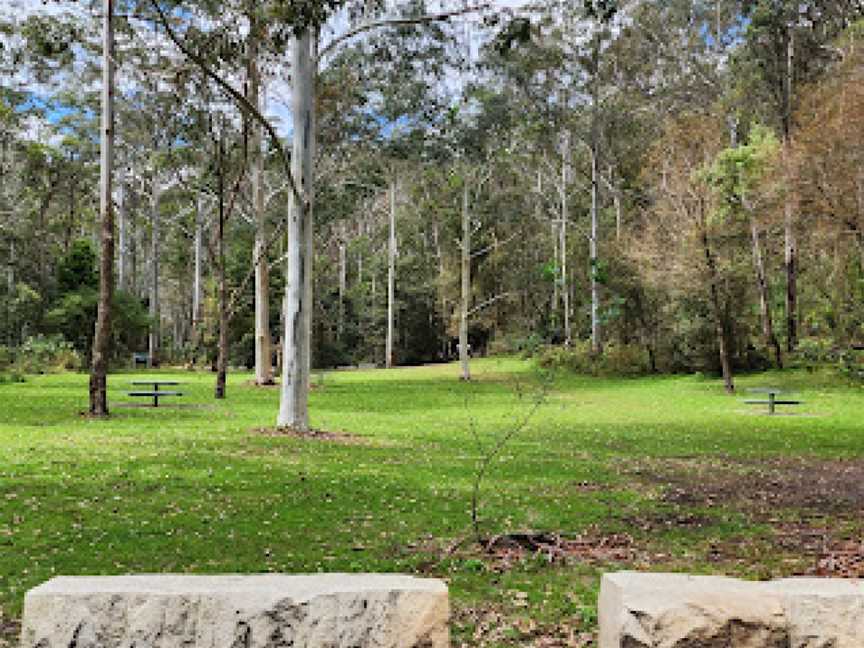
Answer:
[
  {"xmin": 744, "ymin": 387, "xmax": 801, "ymax": 415},
  {"xmin": 128, "ymin": 380, "xmax": 183, "ymax": 407}
]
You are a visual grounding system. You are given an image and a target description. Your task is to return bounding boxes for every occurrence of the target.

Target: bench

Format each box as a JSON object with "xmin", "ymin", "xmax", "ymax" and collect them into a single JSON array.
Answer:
[
  {"xmin": 128, "ymin": 380, "xmax": 182, "ymax": 407},
  {"xmin": 132, "ymin": 352, "xmax": 148, "ymax": 369},
  {"xmin": 21, "ymin": 575, "xmax": 449, "ymax": 647},
  {"xmin": 744, "ymin": 388, "xmax": 801, "ymax": 415}
]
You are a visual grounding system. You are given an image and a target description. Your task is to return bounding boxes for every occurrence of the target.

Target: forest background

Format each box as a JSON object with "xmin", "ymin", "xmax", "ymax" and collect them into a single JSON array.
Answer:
[{"xmin": 1, "ymin": 0, "xmax": 863, "ymax": 406}]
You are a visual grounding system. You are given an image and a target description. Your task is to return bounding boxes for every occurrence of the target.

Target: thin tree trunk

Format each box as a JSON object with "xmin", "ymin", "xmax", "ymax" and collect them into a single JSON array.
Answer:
[
  {"xmin": 337, "ymin": 236, "xmax": 346, "ymax": 341},
  {"xmin": 784, "ymin": 26, "xmax": 798, "ymax": 352},
  {"xmin": 249, "ymin": 24, "xmax": 273, "ymax": 386},
  {"xmin": 148, "ymin": 177, "xmax": 161, "ymax": 367},
  {"xmin": 118, "ymin": 177, "xmax": 127, "ymax": 291},
  {"xmin": 701, "ymin": 227, "xmax": 734, "ymax": 393},
  {"xmin": 89, "ymin": 0, "xmax": 114, "ymax": 417},
  {"xmin": 278, "ymin": 31, "xmax": 312, "ymax": 430},
  {"xmin": 215, "ymin": 132, "xmax": 227, "ymax": 399},
  {"xmin": 590, "ymin": 64, "xmax": 601, "ymax": 355},
  {"xmin": 561, "ymin": 134, "xmax": 571, "ymax": 345},
  {"xmin": 386, "ymin": 177, "xmax": 396, "ymax": 368},
  {"xmin": 751, "ymin": 220, "xmax": 782, "ymax": 367},
  {"xmin": 192, "ymin": 194, "xmax": 203, "ymax": 345},
  {"xmin": 460, "ymin": 181, "xmax": 471, "ymax": 381}
]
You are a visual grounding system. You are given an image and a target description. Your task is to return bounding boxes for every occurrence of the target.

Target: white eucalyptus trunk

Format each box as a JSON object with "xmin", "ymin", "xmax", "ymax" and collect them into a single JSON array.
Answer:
[
  {"xmin": 118, "ymin": 178, "xmax": 127, "ymax": 291},
  {"xmin": 192, "ymin": 195, "xmax": 204, "ymax": 333},
  {"xmin": 561, "ymin": 134, "xmax": 571, "ymax": 345},
  {"xmin": 249, "ymin": 37, "xmax": 273, "ymax": 385},
  {"xmin": 278, "ymin": 31, "xmax": 312, "ymax": 430},
  {"xmin": 149, "ymin": 178, "xmax": 162, "ymax": 367},
  {"xmin": 386, "ymin": 178, "xmax": 396, "ymax": 368},
  {"xmin": 460, "ymin": 181, "xmax": 471, "ymax": 381}
]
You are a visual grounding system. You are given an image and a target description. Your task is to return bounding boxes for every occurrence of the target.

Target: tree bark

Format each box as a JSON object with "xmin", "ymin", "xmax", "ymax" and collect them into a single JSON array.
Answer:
[
  {"xmin": 277, "ymin": 31, "xmax": 312, "ymax": 430},
  {"xmin": 460, "ymin": 180, "xmax": 471, "ymax": 381},
  {"xmin": 89, "ymin": 0, "xmax": 114, "ymax": 417},
  {"xmin": 751, "ymin": 220, "xmax": 782, "ymax": 367},
  {"xmin": 249, "ymin": 21, "xmax": 273, "ymax": 386},
  {"xmin": 386, "ymin": 176, "xmax": 396, "ymax": 368}
]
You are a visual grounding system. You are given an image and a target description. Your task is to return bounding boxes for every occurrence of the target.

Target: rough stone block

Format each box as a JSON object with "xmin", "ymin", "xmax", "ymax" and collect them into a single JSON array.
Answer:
[
  {"xmin": 19, "ymin": 574, "xmax": 448, "ymax": 648},
  {"xmin": 599, "ymin": 571, "xmax": 864, "ymax": 648}
]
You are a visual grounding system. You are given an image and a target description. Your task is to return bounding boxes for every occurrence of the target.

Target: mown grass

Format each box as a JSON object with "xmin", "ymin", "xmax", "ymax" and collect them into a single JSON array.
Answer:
[{"xmin": 1, "ymin": 359, "xmax": 863, "ymax": 645}]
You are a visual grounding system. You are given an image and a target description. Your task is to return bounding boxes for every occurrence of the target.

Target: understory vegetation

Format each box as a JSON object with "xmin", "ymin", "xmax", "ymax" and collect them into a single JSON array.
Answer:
[{"xmin": 2, "ymin": 359, "xmax": 863, "ymax": 646}]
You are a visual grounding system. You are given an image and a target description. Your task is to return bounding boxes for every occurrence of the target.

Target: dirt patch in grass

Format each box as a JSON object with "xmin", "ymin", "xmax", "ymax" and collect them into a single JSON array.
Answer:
[
  {"xmin": 250, "ymin": 427, "xmax": 370, "ymax": 445},
  {"xmin": 482, "ymin": 531, "xmax": 640, "ymax": 569},
  {"xmin": 626, "ymin": 456, "xmax": 864, "ymax": 515},
  {"xmin": 625, "ymin": 455, "xmax": 864, "ymax": 576}
]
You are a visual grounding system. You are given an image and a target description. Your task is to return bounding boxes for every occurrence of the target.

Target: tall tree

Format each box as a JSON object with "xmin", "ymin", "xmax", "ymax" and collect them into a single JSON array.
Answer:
[{"xmin": 89, "ymin": 0, "xmax": 114, "ymax": 416}]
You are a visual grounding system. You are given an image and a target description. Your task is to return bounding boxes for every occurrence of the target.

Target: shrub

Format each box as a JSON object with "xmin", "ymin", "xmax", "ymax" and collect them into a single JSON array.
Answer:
[
  {"xmin": 536, "ymin": 341, "xmax": 652, "ymax": 377},
  {"xmin": 15, "ymin": 335, "xmax": 82, "ymax": 374}
]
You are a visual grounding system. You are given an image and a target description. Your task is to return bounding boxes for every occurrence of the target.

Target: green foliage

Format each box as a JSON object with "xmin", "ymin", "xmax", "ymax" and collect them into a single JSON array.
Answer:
[
  {"xmin": 56, "ymin": 239, "xmax": 97, "ymax": 293},
  {"xmin": 537, "ymin": 340, "xmax": 652, "ymax": 377},
  {"xmin": 13, "ymin": 334, "xmax": 81, "ymax": 374},
  {"xmin": 705, "ymin": 124, "xmax": 780, "ymax": 222}
]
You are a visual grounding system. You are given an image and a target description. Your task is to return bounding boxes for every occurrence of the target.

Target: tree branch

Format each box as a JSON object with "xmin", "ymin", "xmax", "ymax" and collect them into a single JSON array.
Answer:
[
  {"xmin": 146, "ymin": 0, "xmax": 307, "ymax": 211},
  {"xmin": 317, "ymin": 4, "xmax": 492, "ymax": 62}
]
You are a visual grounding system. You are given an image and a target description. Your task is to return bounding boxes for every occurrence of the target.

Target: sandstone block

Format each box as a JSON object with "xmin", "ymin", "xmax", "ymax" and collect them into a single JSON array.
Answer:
[
  {"xmin": 20, "ymin": 574, "xmax": 448, "ymax": 648},
  {"xmin": 599, "ymin": 571, "xmax": 864, "ymax": 648}
]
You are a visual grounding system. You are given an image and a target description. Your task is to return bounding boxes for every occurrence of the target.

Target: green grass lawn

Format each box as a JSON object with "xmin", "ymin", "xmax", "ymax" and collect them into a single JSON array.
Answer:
[{"xmin": 2, "ymin": 359, "xmax": 863, "ymax": 646}]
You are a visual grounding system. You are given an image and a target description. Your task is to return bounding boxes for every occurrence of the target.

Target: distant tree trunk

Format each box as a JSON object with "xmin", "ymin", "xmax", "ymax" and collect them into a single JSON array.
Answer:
[
  {"xmin": 560, "ymin": 135, "xmax": 571, "ymax": 345},
  {"xmin": 784, "ymin": 26, "xmax": 798, "ymax": 352},
  {"xmin": 460, "ymin": 181, "xmax": 471, "ymax": 382},
  {"xmin": 751, "ymin": 220, "xmax": 782, "ymax": 367},
  {"xmin": 215, "ymin": 131, "xmax": 227, "ymax": 400},
  {"xmin": 89, "ymin": 0, "xmax": 114, "ymax": 417},
  {"xmin": 249, "ymin": 26, "xmax": 273, "ymax": 386},
  {"xmin": 386, "ymin": 176, "xmax": 396, "ymax": 368},
  {"xmin": 148, "ymin": 177, "xmax": 162, "ymax": 367},
  {"xmin": 192, "ymin": 194, "xmax": 204, "ymax": 347},
  {"xmin": 590, "ymin": 62, "xmax": 601, "ymax": 355},
  {"xmin": 337, "ymin": 236, "xmax": 346, "ymax": 341},
  {"xmin": 701, "ymin": 227, "xmax": 734, "ymax": 393},
  {"xmin": 278, "ymin": 31, "xmax": 312, "ymax": 430},
  {"xmin": 117, "ymin": 177, "xmax": 127, "ymax": 291}
]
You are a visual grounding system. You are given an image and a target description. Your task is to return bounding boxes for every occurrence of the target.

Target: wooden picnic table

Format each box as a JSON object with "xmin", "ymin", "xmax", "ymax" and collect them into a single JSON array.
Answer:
[
  {"xmin": 129, "ymin": 380, "xmax": 183, "ymax": 407},
  {"xmin": 744, "ymin": 387, "xmax": 801, "ymax": 415}
]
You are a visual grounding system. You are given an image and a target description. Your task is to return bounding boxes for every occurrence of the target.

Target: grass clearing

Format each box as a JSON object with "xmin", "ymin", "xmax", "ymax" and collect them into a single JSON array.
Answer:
[{"xmin": 2, "ymin": 359, "xmax": 864, "ymax": 646}]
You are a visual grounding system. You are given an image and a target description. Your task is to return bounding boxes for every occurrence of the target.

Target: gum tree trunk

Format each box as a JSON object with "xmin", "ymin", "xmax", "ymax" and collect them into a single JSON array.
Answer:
[
  {"xmin": 215, "ymin": 133, "xmax": 227, "ymax": 400},
  {"xmin": 89, "ymin": 0, "xmax": 114, "ymax": 416},
  {"xmin": 277, "ymin": 31, "xmax": 312, "ymax": 430},
  {"xmin": 148, "ymin": 177, "xmax": 162, "ymax": 368},
  {"xmin": 701, "ymin": 227, "xmax": 734, "ymax": 394},
  {"xmin": 249, "ymin": 22, "xmax": 273, "ymax": 386},
  {"xmin": 751, "ymin": 220, "xmax": 782, "ymax": 367},
  {"xmin": 784, "ymin": 27, "xmax": 798, "ymax": 351},
  {"xmin": 460, "ymin": 181, "xmax": 471, "ymax": 382},
  {"xmin": 386, "ymin": 177, "xmax": 396, "ymax": 368}
]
